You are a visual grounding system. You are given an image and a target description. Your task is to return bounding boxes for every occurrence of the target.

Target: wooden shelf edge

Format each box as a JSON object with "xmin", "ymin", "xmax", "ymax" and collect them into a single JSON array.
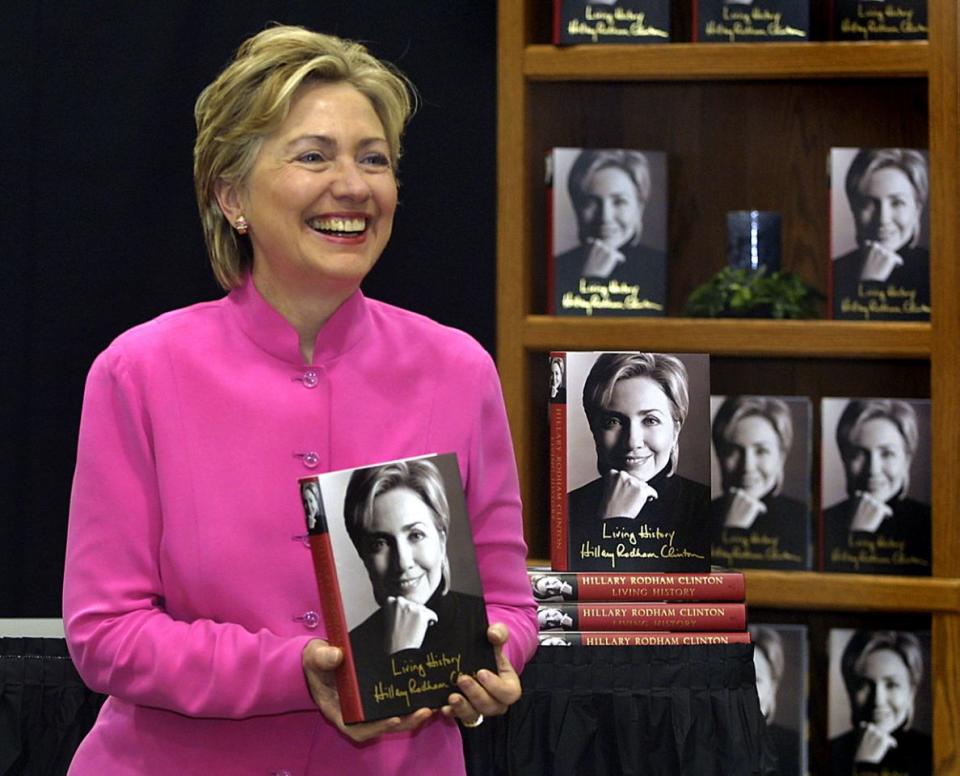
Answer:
[
  {"xmin": 745, "ymin": 571, "xmax": 960, "ymax": 613},
  {"xmin": 522, "ymin": 316, "xmax": 931, "ymax": 358},
  {"xmin": 525, "ymin": 41, "xmax": 929, "ymax": 81}
]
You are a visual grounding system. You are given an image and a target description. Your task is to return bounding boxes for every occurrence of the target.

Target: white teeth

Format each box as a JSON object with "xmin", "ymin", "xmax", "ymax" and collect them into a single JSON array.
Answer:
[{"xmin": 310, "ymin": 216, "xmax": 366, "ymax": 233}]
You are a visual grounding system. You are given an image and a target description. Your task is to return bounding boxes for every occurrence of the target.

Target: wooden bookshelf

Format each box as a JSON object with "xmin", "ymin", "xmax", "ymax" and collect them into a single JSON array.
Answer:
[{"xmin": 499, "ymin": 1, "xmax": 959, "ymax": 771}]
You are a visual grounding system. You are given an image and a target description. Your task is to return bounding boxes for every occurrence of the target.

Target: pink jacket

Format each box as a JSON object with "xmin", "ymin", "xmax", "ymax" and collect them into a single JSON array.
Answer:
[{"xmin": 63, "ymin": 277, "xmax": 538, "ymax": 775}]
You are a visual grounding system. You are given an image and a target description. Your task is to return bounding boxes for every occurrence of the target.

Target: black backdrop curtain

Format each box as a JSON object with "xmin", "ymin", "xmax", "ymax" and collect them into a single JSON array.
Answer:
[{"xmin": 0, "ymin": 2, "xmax": 496, "ymax": 617}]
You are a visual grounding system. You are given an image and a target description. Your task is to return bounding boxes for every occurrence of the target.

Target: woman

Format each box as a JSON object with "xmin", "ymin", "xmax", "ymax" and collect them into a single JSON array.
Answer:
[
  {"xmin": 549, "ymin": 356, "xmax": 566, "ymax": 402},
  {"xmin": 62, "ymin": 25, "xmax": 537, "ymax": 774},
  {"xmin": 567, "ymin": 352, "xmax": 710, "ymax": 569},
  {"xmin": 831, "ymin": 630, "xmax": 931, "ymax": 774},
  {"xmin": 710, "ymin": 396, "xmax": 809, "ymax": 570},
  {"xmin": 343, "ymin": 459, "xmax": 492, "ymax": 706},
  {"xmin": 832, "ymin": 148, "xmax": 930, "ymax": 320},
  {"xmin": 822, "ymin": 399, "xmax": 930, "ymax": 575},
  {"xmin": 301, "ymin": 479, "xmax": 323, "ymax": 532},
  {"xmin": 552, "ymin": 149, "xmax": 665, "ymax": 316},
  {"xmin": 530, "ymin": 574, "xmax": 574, "ymax": 601},
  {"xmin": 750, "ymin": 626, "xmax": 801, "ymax": 775}
]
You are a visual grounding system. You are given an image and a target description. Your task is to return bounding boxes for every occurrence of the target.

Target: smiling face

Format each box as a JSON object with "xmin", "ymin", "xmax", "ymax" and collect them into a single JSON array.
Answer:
[
  {"xmin": 593, "ymin": 376, "xmax": 678, "ymax": 482},
  {"xmin": 845, "ymin": 417, "xmax": 910, "ymax": 503},
  {"xmin": 301, "ymin": 484, "xmax": 320, "ymax": 520},
  {"xmin": 852, "ymin": 648, "xmax": 916, "ymax": 734},
  {"xmin": 720, "ymin": 415, "xmax": 784, "ymax": 499},
  {"xmin": 577, "ymin": 166, "xmax": 644, "ymax": 249},
  {"xmin": 854, "ymin": 166, "xmax": 921, "ymax": 252},
  {"xmin": 218, "ymin": 80, "xmax": 397, "ymax": 301},
  {"xmin": 360, "ymin": 486, "xmax": 446, "ymax": 607}
]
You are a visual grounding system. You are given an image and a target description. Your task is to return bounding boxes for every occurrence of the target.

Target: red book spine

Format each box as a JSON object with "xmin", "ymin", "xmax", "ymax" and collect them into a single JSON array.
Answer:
[
  {"xmin": 540, "ymin": 603, "xmax": 747, "ymax": 632},
  {"xmin": 540, "ymin": 630, "xmax": 753, "ymax": 646},
  {"xmin": 691, "ymin": 0, "xmax": 699, "ymax": 42},
  {"xmin": 549, "ymin": 352, "xmax": 568, "ymax": 570},
  {"xmin": 304, "ymin": 491, "xmax": 365, "ymax": 723},
  {"xmin": 552, "ymin": 0, "xmax": 562, "ymax": 45},
  {"xmin": 531, "ymin": 571, "xmax": 746, "ymax": 602}
]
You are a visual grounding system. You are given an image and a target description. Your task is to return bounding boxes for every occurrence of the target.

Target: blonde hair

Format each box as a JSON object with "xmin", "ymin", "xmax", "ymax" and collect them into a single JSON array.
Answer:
[{"xmin": 194, "ymin": 25, "xmax": 416, "ymax": 289}]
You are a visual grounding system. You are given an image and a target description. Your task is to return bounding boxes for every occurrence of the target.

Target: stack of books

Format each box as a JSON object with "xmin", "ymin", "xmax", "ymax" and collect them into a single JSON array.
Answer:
[{"xmin": 530, "ymin": 567, "xmax": 750, "ymax": 647}]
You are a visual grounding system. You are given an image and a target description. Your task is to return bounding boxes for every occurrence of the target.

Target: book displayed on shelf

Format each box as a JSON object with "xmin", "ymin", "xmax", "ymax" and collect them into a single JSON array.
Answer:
[
  {"xmin": 529, "ymin": 568, "xmax": 746, "ymax": 602},
  {"xmin": 709, "ymin": 395, "xmax": 812, "ymax": 571},
  {"xmin": 693, "ymin": 0, "xmax": 810, "ymax": 43},
  {"xmin": 549, "ymin": 351, "xmax": 712, "ymax": 572},
  {"xmin": 547, "ymin": 147, "xmax": 668, "ymax": 317},
  {"xmin": 828, "ymin": 147, "xmax": 931, "ymax": 321},
  {"xmin": 553, "ymin": 1, "xmax": 671, "ymax": 45},
  {"xmin": 827, "ymin": 628, "xmax": 932, "ymax": 775},
  {"xmin": 830, "ymin": 0, "xmax": 927, "ymax": 41},
  {"xmin": 820, "ymin": 397, "xmax": 931, "ymax": 576},
  {"xmin": 298, "ymin": 453, "xmax": 495, "ymax": 723},
  {"xmin": 750, "ymin": 624, "xmax": 808, "ymax": 776},
  {"xmin": 539, "ymin": 631, "xmax": 752, "ymax": 646},
  {"xmin": 537, "ymin": 602, "xmax": 747, "ymax": 632}
]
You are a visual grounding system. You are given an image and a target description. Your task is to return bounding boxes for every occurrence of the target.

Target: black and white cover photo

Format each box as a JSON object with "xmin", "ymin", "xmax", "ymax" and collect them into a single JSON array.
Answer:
[
  {"xmin": 829, "ymin": 147, "xmax": 930, "ymax": 321},
  {"xmin": 556, "ymin": 351, "xmax": 711, "ymax": 571},
  {"xmin": 709, "ymin": 395, "xmax": 812, "ymax": 570},
  {"xmin": 302, "ymin": 453, "xmax": 495, "ymax": 721},
  {"xmin": 820, "ymin": 398, "xmax": 931, "ymax": 576},
  {"xmin": 828, "ymin": 628, "xmax": 932, "ymax": 775},
  {"xmin": 548, "ymin": 147, "xmax": 668, "ymax": 317}
]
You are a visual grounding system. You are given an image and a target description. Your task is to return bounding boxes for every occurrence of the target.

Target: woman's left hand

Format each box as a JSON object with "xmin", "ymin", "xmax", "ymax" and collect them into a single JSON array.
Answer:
[{"xmin": 441, "ymin": 623, "xmax": 521, "ymax": 726}]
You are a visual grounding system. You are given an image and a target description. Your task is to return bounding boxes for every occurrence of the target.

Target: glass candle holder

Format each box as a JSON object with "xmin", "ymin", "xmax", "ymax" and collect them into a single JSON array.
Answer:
[{"xmin": 726, "ymin": 211, "xmax": 781, "ymax": 272}]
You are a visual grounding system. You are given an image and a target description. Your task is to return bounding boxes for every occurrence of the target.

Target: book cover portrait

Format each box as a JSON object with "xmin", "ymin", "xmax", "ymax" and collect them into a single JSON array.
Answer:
[
  {"xmin": 820, "ymin": 398, "xmax": 931, "ymax": 576},
  {"xmin": 548, "ymin": 148, "xmax": 668, "ymax": 317},
  {"xmin": 829, "ymin": 147, "xmax": 930, "ymax": 321},
  {"xmin": 709, "ymin": 395, "xmax": 812, "ymax": 570},
  {"xmin": 300, "ymin": 453, "xmax": 495, "ymax": 722},
  {"xmin": 749, "ymin": 624, "xmax": 808, "ymax": 776},
  {"xmin": 551, "ymin": 351, "xmax": 711, "ymax": 571},
  {"xmin": 828, "ymin": 628, "xmax": 932, "ymax": 775}
]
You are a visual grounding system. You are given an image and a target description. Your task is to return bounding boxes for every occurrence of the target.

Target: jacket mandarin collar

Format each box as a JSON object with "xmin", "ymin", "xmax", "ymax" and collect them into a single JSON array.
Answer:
[{"xmin": 227, "ymin": 274, "xmax": 370, "ymax": 365}]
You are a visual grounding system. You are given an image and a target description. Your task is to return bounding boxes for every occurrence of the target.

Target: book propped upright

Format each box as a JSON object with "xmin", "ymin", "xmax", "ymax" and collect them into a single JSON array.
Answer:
[
  {"xmin": 553, "ymin": 1, "xmax": 671, "ymax": 45},
  {"xmin": 830, "ymin": 0, "xmax": 927, "ymax": 40},
  {"xmin": 547, "ymin": 148, "xmax": 668, "ymax": 317},
  {"xmin": 549, "ymin": 351, "xmax": 712, "ymax": 572},
  {"xmin": 299, "ymin": 452, "xmax": 495, "ymax": 723},
  {"xmin": 693, "ymin": 0, "xmax": 810, "ymax": 43},
  {"xmin": 828, "ymin": 147, "xmax": 930, "ymax": 321}
]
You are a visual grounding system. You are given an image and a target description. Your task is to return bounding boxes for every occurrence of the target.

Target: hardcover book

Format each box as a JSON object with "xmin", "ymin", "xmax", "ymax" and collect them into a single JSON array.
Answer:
[
  {"xmin": 749, "ymin": 624, "xmax": 808, "ymax": 776},
  {"xmin": 529, "ymin": 568, "xmax": 746, "ymax": 602},
  {"xmin": 549, "ymin": 351, "xmax": 712, "ymax": 572},
  {"xmin": 820, "ymin": 397, "xmax": 931, "ymax": 576},
  {"xmin": 829, "ymin": 147, "xmax": 930, "ymax": 321},
  {"xmin": 537, "ymin": 602, "xmax": 747, "ymax": 632},
  {"xmin": 828, "ymin": 628, "xmax": 932, "ymax": 775},
  {"xmin": 547, "ymin": 148, "xmax": 668, "ymax": 317},
  {"xmin": 831, "ymin": 0, "xmax": 927, "ymax": 40},
  {"xmin": 709, "ymin": 395, "xmax": 812, "ymax": 570},
  {"xmin": 693, "ymin": 0, "xmax": 810, "ymax": 43},
  {"xmin": 539, "ymin": 630, "xmax": 752, "ymax": 646},
  {"xmin": 299, "ymin": 452, "xmax": 496, "ymax": 723},
  {"xmin": 553, "ymin": 1, "xmax": 671, "ymax": 45}
]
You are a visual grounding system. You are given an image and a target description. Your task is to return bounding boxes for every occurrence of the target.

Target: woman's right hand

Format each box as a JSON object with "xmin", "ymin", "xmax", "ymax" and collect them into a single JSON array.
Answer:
[
  {"xmin": 301, "ymin": 640, "xmax": 433, "ymax": 743},
  {"xmin": 581, "ymin": 238, "xmax": 625, "ymax": 278},
  {"xmin": 859, "ymin": 240, "xmax": 904, "ymax": 282},
  {"xmin": 382, "ymin": 596, "xmax": 438, "ymax": 654},
  {"xmin": 600, "ymin": 469, "xmax": 658, "ymax": 519},
  {"xmin": 723, "ymin": 487, "xmax": 767, "ymax": 529},
  {"xmin": 854, "ymin": 720, "xmax": 898, "ymax": 763},
  {"xmin": 849, "ymin": 490, "xmax": 893, "ymax": 532}
]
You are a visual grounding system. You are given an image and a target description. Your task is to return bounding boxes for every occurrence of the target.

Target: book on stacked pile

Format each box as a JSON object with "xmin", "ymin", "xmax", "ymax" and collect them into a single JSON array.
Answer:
[{"xmin": 530, "ymin": 568, "xmax": 751, "ymax": 646}]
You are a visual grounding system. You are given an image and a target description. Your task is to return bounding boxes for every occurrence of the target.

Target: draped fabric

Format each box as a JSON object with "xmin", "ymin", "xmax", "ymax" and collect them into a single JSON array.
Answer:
[
  {"xmin": 463, "ymin": 644, "xmax": 777, "ymax": 776},
  {"xmin": 0, "ymin": 639, "xmax": 104, "ymax": 776}
]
